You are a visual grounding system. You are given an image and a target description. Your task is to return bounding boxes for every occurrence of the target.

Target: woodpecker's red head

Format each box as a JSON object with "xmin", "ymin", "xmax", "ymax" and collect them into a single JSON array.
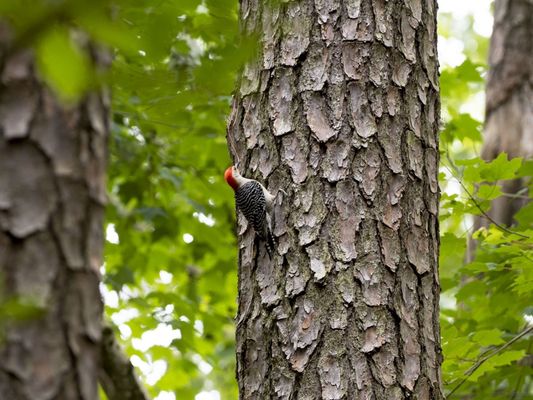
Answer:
[{"xmin": 224, "ymin": 166, "xmax": 239, "ymax": 191}]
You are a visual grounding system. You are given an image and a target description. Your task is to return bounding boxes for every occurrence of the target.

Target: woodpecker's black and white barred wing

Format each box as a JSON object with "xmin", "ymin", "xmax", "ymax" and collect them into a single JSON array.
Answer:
[{"xmin": 235, "ymin": 181, "xmax": 267, "ymax": 238}]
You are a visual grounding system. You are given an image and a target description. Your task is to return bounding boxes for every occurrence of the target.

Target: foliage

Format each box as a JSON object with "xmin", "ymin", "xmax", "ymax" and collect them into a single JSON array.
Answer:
[
  {"xmin": 103, "ymin": 1, "xmax": 243, "ymax": 398},
  {"xmin": 0, "ymin": 2, "xmax": 531, "ymax": 400},
  {"xmin": 438, "ymin": 11, "xmax": 533, "ymax": 400}
]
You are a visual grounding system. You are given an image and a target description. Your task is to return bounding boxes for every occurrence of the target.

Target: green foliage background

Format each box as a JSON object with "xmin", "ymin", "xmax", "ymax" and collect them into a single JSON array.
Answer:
[
  {"xmin": 438, "ymin": 11, "xmax": 533, "ymax": 399},
  {"xmin": 0, "ymin": 1, "xmax": 531, "ymax": 399}
]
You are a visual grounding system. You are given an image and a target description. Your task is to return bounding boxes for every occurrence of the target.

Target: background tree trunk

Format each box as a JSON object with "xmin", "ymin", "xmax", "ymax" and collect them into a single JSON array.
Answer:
[
  {"xmin": 479, "ymin": 0, "xmax": 532, "ymax": 226},
  {"xmin": 227, "ymin": 0, "xmax": 443, "ymax": 399},
  {"xmin": 0, "ymin": 24, "xmax": 108, "ymax": 399}
]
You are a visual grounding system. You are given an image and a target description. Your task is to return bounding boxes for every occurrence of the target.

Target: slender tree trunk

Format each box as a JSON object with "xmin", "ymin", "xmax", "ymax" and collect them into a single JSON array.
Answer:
[
  {"xmin": 227, "ymin": 0, "xmax": 443, "ymax": 398},
  {"xmin": 0, "ymin": 24, "xmax": 108, "ymax": 399},
  {"xmin": 479, "ymin": 0, "xmax": 532, "ymax": 226}
]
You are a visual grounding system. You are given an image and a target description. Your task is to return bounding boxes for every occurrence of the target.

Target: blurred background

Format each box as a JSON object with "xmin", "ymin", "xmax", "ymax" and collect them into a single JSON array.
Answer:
[{"xmin": 1, "ymin": 0, "xmax": 531, "ymax": 399}]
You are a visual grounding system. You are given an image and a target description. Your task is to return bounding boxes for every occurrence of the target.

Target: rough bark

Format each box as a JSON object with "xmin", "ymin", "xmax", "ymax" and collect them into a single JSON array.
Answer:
[
  {"xmin": 479, "ymin": 0, "xmax": 532, "ymax": 226},
  {"xmin": 227, "ymin": 0, "xmax": 443, "ymax": 399},
  {"xmin": 0, "ymin": 23, "xmax": 108, "ymax": 400}
]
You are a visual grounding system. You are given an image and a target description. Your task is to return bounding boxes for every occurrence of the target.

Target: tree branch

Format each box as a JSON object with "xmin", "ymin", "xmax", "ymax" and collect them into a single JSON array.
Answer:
[{"xmin": 100, "ymin": 324, "xmax": 150, "ymax": 400}]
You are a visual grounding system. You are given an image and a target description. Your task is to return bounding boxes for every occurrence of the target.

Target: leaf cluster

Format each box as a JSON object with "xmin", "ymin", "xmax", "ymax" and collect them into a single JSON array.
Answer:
[{"xmin": 439, "ymin": 12, "xmax": 532, "ymax": 399}]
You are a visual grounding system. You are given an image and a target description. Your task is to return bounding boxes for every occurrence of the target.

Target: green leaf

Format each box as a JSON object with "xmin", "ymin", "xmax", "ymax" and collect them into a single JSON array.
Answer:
[
  {"xmin": 476, "ymin": 183, "xmax": 503, "ymax": 200},
  {"xmin": 480, "ymin": 153, "xmax": 522, "ymax": 181},
  {"xmin": 460, "ymin": 154, "xmax": 523, "ymax": 183},
  {"xmin": 514, "ymin": 202, "xmax": 533, "ymax": 226},
  {"xmin": 440, "ymin": 233, "xmax": 466, "ymax": 280},
  {"xmin": 443, "ymin": 113, "xmax": 482, "ymax": 143},
  {"xmin": 517, "ymin": 159, "xmax": 533, "ymax": 178},
  {"xmin": 471, "ymin": 329, "xmax": 505, "ymax": 346},
  {"xmin": 36, "ymin": 27, "xmax": 93, "ymax": 100},
  {"xmin": 469, "ymin": 350, "xmax": 526, "ymax": 381},
  {"xmin": 456, "ymin": 59, "xmax": 484, "ymax": 83}
]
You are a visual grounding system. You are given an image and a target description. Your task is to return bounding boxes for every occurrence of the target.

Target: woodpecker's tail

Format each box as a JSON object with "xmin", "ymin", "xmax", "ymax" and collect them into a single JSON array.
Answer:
[
  {"xmin": 265, "ymin": 230, "xmax": 275, "ymax": 258},
  {"xmin": 256, "ymin": 230, "xmax": 275, "ymax": 258}
]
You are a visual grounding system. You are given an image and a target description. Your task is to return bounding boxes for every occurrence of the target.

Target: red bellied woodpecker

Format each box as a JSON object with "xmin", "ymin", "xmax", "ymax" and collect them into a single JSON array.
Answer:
[{"xmin": 224, "ymin": 166, "xmax": 276, "ymax": 255}]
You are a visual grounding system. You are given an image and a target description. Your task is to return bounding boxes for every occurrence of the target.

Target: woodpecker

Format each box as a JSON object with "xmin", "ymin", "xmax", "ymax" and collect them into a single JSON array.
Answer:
[{"xmin": 224, "ymin": 166, "xmax": 276, "ymax": 255}]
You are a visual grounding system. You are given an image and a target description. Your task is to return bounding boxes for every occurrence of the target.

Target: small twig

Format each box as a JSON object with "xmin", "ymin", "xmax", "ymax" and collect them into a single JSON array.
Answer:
[
  {"xmin": 500, "ymin": 187, "xmax": 530, "ymax": 200},
  {"xmin": 447, "ymin": 325, "xmax": 533, "ymax": 398}
]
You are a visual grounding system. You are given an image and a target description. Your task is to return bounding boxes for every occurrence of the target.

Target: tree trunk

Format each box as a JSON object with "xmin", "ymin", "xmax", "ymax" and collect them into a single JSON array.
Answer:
[
  {"xmin": 0, "ymin": 24, "xmax": 108, "ymax": 399},
  {"xmin": 479, "ymin": 0, "xmax": 532, "ymax": 226},
  {"xmin": 227, "ymin": 0, "xmax": 443, "ymax": 399}
]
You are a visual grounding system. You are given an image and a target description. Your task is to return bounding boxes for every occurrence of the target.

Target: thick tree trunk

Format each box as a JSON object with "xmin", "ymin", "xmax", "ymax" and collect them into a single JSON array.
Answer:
[
  {"xmin": 479, "ymin": 0, "xmax": 532, "ymax": 226},
  {"xmin": 227, "ymin": 0, "xmax": 443, "ymax": 399},
  {"xmin": 0, "ymin": 25, "xmax": 108, "ymax": 399}
]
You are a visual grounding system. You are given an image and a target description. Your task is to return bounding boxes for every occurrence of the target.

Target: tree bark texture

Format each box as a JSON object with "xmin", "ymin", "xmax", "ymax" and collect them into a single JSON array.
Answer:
[
  {"xmin": 0, "ymin": 24, "xmax": 108, "ymax": 400},
  {"xmin": 227, "ymin": 0, "xmax": 443, "ymax": 399},
  {"xmin": 480, "ymin": 0, "xmax": 532, "ymax": 226}
]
